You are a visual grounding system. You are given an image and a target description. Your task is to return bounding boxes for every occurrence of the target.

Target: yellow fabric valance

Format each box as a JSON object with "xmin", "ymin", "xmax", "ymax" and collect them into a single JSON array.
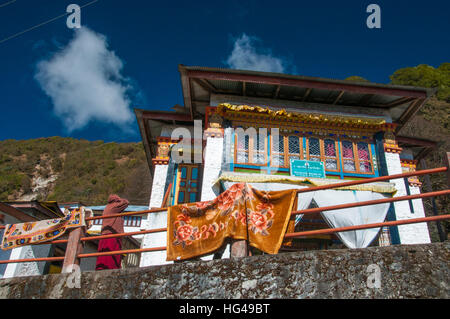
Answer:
[
  {"xmin": 216, "ymin": 103, "xmax": 387, "ymax": 127},
  {"xmin": 215, "ymin": 172, "xmax": 397, "ymax": 195}
]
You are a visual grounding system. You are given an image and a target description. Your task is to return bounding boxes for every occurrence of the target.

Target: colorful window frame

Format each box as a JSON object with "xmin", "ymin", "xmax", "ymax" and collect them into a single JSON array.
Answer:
[
  {"xmin": 232, "ymin": 130, "xmax": 378, "ymax": 178},
  {"xmin": 234, "ymin": 131, "xmax": 268, "ymax": 166}
]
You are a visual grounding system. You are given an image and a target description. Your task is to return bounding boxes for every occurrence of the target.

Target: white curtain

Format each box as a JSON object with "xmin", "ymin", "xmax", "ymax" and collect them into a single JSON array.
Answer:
[
  {"xmin": 295, "ymin": 191, "xmax": 316, "ymax": 225},
  {"xmin": 313, "ymin": 190, "xmax": 390, "ymax": 248}
]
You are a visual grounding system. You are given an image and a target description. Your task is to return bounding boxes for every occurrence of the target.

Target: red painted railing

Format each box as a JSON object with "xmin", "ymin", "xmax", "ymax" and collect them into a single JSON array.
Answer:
[{"xmin": 0, "ymin": 153, "xmax": 449, "ymax": 273}]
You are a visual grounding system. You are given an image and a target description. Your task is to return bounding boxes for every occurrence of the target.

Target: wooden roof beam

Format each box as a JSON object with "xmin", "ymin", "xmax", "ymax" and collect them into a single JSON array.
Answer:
[
  {"xmin": 384, "ymin": 96, "xmax": 416, "ymax": 108},
  {"xmin": 333, "ymin": 90, "xmax": 345, "ymax": 105},
  {"xmin": 396, "ymin": 135, "xmax": 437, "ymax": 148},
  {"xmin": 192, "ymin": 78, "xmax": 217, "ymax": 93},
  {"xmin": 302, "ymin": 88, "xmax": 312, "ymax": 101},
  {"xmin": 0, "ymin": 202, "xmax": 37, "ymax": 222},
  {"xmin": 273, "ymin": 85, "xmax": 281, "ymax": 99},
  {"xmin": 141, "ymin": 111, "xmax": 192, "ymax": 122},
  {"xmin": 395, "ymin": 99, "xmax": 426, "ymax": 133}
]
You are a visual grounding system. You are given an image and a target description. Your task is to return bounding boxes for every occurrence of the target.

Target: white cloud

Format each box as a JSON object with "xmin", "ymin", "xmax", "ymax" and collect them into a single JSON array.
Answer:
[
  {"xmin": 225, "ymin": 34, "xmax": 286, "ymax": 73},
  {"xmin": 35, "ymin": 27, "xmax": 134, "ymax": 132}
]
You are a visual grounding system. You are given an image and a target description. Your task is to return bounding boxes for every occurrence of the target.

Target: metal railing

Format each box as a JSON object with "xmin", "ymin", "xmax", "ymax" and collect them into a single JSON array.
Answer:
[{"xmin": 0, "ymin": 153, "xmax": 449, "ymax": 273}]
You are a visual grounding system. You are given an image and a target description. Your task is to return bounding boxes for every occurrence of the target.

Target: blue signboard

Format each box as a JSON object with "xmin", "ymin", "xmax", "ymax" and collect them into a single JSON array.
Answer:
[{"xmin": 290, "ymin": 159, "xmax": 326, "ymax": 178}]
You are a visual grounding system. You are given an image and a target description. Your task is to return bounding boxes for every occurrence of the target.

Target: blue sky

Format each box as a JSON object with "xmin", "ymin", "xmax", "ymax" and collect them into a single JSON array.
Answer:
[{"xmin": 0, "ymin": 0, "xmax": 449, "ymax": 143}]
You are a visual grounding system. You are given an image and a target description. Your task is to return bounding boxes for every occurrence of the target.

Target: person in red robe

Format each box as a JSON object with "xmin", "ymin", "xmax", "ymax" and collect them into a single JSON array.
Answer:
[{"xmin": 95, "ymin": 195, "xmax": 129, "ymax": 270}]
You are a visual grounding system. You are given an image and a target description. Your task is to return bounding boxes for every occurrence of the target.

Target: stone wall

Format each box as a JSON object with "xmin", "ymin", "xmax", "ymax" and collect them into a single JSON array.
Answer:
[{"xmin": 0, "ymin": 242, "xmax": 448, "ymax": 299}]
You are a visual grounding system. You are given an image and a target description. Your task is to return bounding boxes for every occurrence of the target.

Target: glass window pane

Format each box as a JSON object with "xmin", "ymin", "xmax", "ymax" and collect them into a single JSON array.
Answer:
[
  {"xmin": 237, "ymin": 152, "xmax": 248, "ymax": 163},
  {"xmin": 288, "ymin": 136, "xmax": 300, "ymax": 155},
  {"xmin": 342, "ymin": 141, "xmax": 354, "ymax": 159},
  {"xmin": 191, "ymin": 167, "xmax": 198, "ymax": 179},
  {"xmin": 189, "ymin": 193, "xmax": 197, "ymax": 203},
  {"xmin": 357, "ymin": 142, "xmax": 370, "ymax": 161},
  {"xmin": 325, "ymin": 159, "xmax": 338, "ymax": 170},
  {"xmin": 273, "ymin": 154, "xmax": 284, "ymax": 166},
  {"xmin": 309, "ymin": 138, "xmax": 320, "ymax": 156},
  {"xmin": 324, "ymin": 139, "xmax": 336, "ymax": 157},
  {"xmin": 178, "ymin": 191, "xmax": 185, "ymax": 203},
  {"xmin": 181, "ymin": 167, "xmax": 187, "ymax": 179},
  {"xmin": 236, "ymin": 134, "xmax": 249, "ymax": 150},
  {"xmin": 254, "ymin": 152, "xmax": 264, "ymax": 164},
  {"xmin": 252, "ymin": 134, "xmax": 265, "ymax": 164},
  {"xmin": 359, "ymin": 161, "xmax": 372, "ymax": 173},
  {"xmin": 344, "ymin": 160, "xmax": 356, "ymax": 171},
  {"xmin": 254, "ymin": 134, "xmax": 265, "ymax": 151},
  {"xmin": 236, "ymin": 134, "xmax": 249, "ymax": 163},
  {"xmin": 272, "ymin": 135, "xmax": 284, "ymax": 153},
  {"xmin": 341, "ymin": 140, "xmax": 356, "ymax": 172}
]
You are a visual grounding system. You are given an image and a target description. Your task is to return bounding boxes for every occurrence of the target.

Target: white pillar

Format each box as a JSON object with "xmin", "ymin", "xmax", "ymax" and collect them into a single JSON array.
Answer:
[
  {"xmin": 385, "ymin": 152, "xmax": 430, "ymax": 244},
  {"xmin": 140, "ymin": 164, "xmax": 172, "ymax": 267},
  {"xmin": 3, "ymin": 244, "xmax": 52, "ymax": 278},
  {"xmin": 201, "ymin": 136, "xmax": 224, "ymax": 201},
  {"xmin": 149, "ymin": 164, "xmax": 169, "ymax": 208},
  {"xmin": 407, "ymin": 185, "xmax": 431, "ymax": 244},
  {"xmin": 200, "ymin": 135, "xmax": 230, "ymax": 260}
]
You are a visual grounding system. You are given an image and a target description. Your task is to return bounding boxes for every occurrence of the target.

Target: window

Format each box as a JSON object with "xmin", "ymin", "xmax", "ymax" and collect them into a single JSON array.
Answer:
[
  {"xmin": 236, "ymin": 134, "xmax": 249, "ymax": 163},
  {"xmin": 271, "ymin": 134, "xmax": 285, "ymax": 167},
  {"xmin": 254, "ymin": 133, "xmax": 266, "ymax": 164},
  {"xmin": 340, "ymin": 140, "xmax": 374, "ymax": 174},
  {"xmin": 92, "ymin": 216, "xmax": 142, "ymax": 227},
  {"xmin": 305, "ymin": 138, "xmax": 339, "ymax": 172},
  {"xmin": 270, "ymin": 134, "xmax": 303, "ymax": 168},
  {"xmin": 341, "ymin": 140, "xmax": 356, "ymax": 172},
  {"xmin": 323, "ymin": 139, "xmax": 339, "ymax": 171},
  {"xmin": 235, "ymin": 132, "xmax": 267, "ymax": 165},
  {"xmin": 124, "ymin": 216, "xmax": 142, "ymax": 227},
  {"xmin": 288, "ymin": 135, "xmax": 301, "ymax": 162},
  {"xmin": 307, "ymin": 137, "xmax": 321, "ymax": 162},
  {"xmin": 235, "ymin": 130, "xmax": 375, "ymax": 176},
  {"xmin": 357, "ymin": 142, "xmax": 372, "ymax": 173}
]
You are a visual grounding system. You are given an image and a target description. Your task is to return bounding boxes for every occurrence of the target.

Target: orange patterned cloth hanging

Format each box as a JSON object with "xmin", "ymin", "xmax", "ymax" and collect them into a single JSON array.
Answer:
[{"xmin": 167, "ymin": 183, "xmax": 297, "ymax": 261}]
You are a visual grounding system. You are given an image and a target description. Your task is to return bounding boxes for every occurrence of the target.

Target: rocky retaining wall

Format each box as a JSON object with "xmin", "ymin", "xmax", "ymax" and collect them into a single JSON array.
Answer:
[{"xmin": 0, "ymin": 242, "xmax": 448, "ymax": 299}]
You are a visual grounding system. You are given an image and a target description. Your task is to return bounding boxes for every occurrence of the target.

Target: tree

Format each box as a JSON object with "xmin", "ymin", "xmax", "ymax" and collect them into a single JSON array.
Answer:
[
  {"xmin": 389, "ymin": 63, "xmax": 450, "ymax": 102},
  {"xmin": 344, "ymin": 76, "xmax": 371, "ymax": 83}
]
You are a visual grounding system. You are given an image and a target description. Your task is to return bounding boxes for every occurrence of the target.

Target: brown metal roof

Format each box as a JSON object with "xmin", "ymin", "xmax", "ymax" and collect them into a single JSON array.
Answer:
[{"xmin": 178, "ymin": 64, "xmax": 435, "ymax": 132}]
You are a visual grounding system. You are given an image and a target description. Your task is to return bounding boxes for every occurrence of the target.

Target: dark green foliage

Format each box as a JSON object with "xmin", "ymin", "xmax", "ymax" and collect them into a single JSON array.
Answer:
[
  {"xmin": 0, "ymin": 137, "xmax": 151, "ymax": 205},
  {"xmin": 344, "ymin": 76, "xmax": 371, "ymax": 82},
  {"xmin": 389, "ymin": 63, "xmax": 450, "ymax": 102}
]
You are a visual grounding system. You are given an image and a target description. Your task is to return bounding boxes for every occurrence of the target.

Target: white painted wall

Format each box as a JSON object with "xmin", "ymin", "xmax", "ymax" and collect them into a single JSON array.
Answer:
[
  {"xmin": 385, "ymin": 152, "xmax": 431, "ymax": 244},
  {"xmin": 200, "ymin": 137, "xmax": 224, "ymax": 201},
  {"xmin": 139, "ymin": 210, "xmax": 170, "ymax": 267},
  {"xmin": 200, "ymin": 136, "xmax": 230, "ymax": 260},
  {"xmin": 140, "ymin": 164, "xmax": 172, "ymax": 267},
  {"xmin": 3, "ymin": 244, "xmax": 52, "ymax": 279}
]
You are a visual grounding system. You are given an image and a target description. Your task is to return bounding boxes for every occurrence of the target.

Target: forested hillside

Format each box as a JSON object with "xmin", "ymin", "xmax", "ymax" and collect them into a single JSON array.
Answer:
[{"xmin": 0, "ymin": 137, "xmax": 151, "ymax": 205}]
